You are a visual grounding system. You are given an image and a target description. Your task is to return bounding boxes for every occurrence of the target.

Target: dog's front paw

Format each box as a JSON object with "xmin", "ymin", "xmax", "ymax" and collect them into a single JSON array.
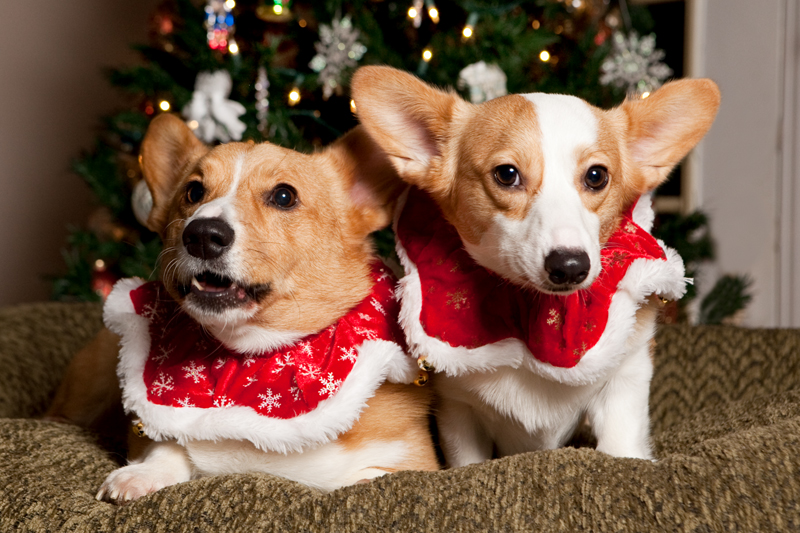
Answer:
[{"xmin": 96, "ymin": 463, "xmax": 188, "ymax": 503}]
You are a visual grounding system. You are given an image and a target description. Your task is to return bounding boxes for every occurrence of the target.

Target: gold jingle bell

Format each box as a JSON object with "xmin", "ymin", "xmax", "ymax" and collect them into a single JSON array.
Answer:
[
  {"xmin": 417, "ymin": 355, "xmax": 435, "ymax": 373},
  {"xmin": 133, "ymin": 420, "xmax": 146, "ymax": 438},
  {"xmin": 414, "ymin": 370, "xmax": 430, "ymax": 387}
]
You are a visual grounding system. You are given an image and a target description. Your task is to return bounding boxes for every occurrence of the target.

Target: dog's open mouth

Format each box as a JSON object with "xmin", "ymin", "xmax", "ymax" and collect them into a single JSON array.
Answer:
[{"xmin": 178, "ymin": 271, "xmax": 271, "ymax": 311}]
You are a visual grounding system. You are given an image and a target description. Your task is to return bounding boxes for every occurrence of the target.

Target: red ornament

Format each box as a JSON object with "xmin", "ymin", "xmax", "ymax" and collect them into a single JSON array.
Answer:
[{"xmin": 91, "ymin": 262, "xmax": 118, "ymax": 300}]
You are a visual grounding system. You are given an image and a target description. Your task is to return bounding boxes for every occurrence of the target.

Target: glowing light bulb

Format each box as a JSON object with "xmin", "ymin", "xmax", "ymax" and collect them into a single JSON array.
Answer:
[
  {"xmin": 462, "ymin": 25, "xmax": 473, "ymax": 38},
  {"xmin": 641, "ymin": 91, "xmax": 651, "ymax": 99},
  {"xmin": 532, "ymin": 20, "xmax": 540, "ymax": 30},
  {"xmin": 159, "ymin": 100, "xmax": 171, "ymax": 111},
  {"xmin": 228, "ymin": 41, "xmax": 239, "ymax": 55},
  {"xmin": 225, "ymin": 0, "xmax": 236, "ymax": 9},
  {"xmin": 188, "ymin": 120, "xmax": 199, "ymax": 130},
  {"xmin": 429, "ymin": 7, "xmax": 439, "ymax": 23},
  {"xmin": 422, "ymin": 48, "xmax": 433, "ymax": 62},
  {"xmin": 95, "ymin": 259, "xmax": 106, "ymax": 269},
  {"xmin": 288, "ymin": 88, "xmax": 301, "ymax": 105},
  {"xmin": 539, "ymin": 50, "xmax": 551, "ymax": 62},
  {"xmin": 350, "ymin": 99, "xmax": 357, "ymax": 113},
  {"xmin": 408, "ymin": 7, "xmax": 418, "ymax": 18},
  {"xmin": 273, "ymin": 4, "xmax": 283, "ymax": 15}
]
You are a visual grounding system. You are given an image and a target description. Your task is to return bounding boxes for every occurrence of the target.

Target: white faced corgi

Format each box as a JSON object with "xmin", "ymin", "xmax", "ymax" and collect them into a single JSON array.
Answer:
[{"xmin": 352, "ymin": 66, "xmax": 719, "ymax": 466}]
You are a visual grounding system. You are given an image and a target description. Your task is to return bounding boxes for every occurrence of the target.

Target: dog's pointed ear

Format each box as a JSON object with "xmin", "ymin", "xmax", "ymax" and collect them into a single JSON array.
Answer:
[
  {"xmin": 620, "ymin": 78, "xmax": 720, "ymax": 192},
  {"xmin": 351, "ymin": 66, "xmax": 469, "ymax": 196},
  {"xmin": 139, "ymin": 114, "xmax": 208, "ymax": 234},
  {"xmin": 327, "ymin": 125, "xmax": 405, "ymax": 237}
]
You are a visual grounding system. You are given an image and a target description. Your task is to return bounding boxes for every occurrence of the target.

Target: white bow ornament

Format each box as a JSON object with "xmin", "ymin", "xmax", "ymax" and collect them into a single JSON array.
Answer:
[{"xmin": 182, "ymin": 70, "xmax": 247, "ymax": 143}]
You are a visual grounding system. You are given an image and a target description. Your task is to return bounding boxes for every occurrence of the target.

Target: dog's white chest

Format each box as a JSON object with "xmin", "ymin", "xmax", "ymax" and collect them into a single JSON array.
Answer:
[{"xmin": 438, "ymin": 366, "xmax": 602, "ymax": 451}]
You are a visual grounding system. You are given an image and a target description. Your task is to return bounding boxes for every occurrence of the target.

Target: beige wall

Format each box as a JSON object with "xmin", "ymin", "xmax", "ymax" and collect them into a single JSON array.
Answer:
[
  {"xmin": 0, "ymin": 0, "xmax": 160, "ymax": 305},
  {"xmin": 691, "ymin": 0, "xmax": 800, "ymax": 326}
]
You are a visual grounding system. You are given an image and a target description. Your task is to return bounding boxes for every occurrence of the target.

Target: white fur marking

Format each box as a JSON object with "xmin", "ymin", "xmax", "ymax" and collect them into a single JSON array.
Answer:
[
  {"xmin": 463, "ymin": 95, "xmax": 603, "ymax": 293},
  {"xmin": 186, "ymin": 438, "xmax": 410, "ymax": 491}
]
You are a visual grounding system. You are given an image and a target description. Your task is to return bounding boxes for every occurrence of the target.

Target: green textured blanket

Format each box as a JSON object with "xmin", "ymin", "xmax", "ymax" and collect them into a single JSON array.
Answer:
[{"xmin": 1, "ymin": 302, "xmax": 798, "ymax": 531}]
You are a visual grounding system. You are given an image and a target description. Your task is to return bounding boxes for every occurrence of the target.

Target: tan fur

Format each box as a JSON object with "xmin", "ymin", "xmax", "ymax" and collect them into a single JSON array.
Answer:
[
  {"xmin": 45, "ymin": 329, "xmax": 122, "ymax": 431},
  {"xmin": 48, "ymin": 114, "xmax": 437, "ymax": 493},
  {"xmin": 338, "ymin": 383, "xmax": 438, "ymax": 471},
  {"xmin": 143, "ymin": 117, "xmax": 405, "ymax": 335},
  {"xmin": 352, "ymin": 67, "xmax": 721, "ymax": 249}
]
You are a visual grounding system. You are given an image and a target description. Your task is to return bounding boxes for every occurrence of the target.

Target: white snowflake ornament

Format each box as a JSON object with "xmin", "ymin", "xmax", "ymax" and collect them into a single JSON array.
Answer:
[
  {"xmin": 600, "ymin": 31, "xmax": 673, "ymax": 94},
  {"xmin": 309, "ymin": 16, "xmax": 367, "ymax": 100},
  {"xmin": 457, "ymin": 61, "xmax": 508, "ymax": 104},
  {"xmin": 183, "ymin": 70, "xmax": 247, "ymax": 143}
]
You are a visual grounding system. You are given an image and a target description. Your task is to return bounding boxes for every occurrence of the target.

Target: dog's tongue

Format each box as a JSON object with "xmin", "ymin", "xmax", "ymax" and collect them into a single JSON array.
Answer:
[
  {"xmin": 191, "ymin": 273, "xmax": 249, "ymax": 300},
  {"xmin": 191, "ymin": 277, "xmax": 228, "ymax": 293},
  {"xmin": 192, "ymin": 272, "xmax": 234, "ymax": 293}
]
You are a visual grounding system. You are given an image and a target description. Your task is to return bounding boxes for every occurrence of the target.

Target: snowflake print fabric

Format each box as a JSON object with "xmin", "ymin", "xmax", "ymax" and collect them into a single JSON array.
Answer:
[
  {"xmin": 127, "ymin": 264, "xmax": 402, "ymax": 420},
  {"xmin": 395, "ymin": 187, "xmax": 671, "ymax": 369}
]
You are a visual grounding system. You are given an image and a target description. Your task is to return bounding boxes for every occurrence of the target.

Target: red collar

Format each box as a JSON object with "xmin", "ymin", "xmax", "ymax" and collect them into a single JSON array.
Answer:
[
  {"xmin": 395, "ymin": 187, "xmax": 666, "ymax": 369},
  {"xmin": 129, "ymin": 263, "xmax": 402, "ymax": 419}
]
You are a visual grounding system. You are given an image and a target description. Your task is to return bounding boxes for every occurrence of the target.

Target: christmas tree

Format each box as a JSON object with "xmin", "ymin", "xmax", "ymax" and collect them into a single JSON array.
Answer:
[{"xmin": 52, "ymin": 0, "xmax": 748, "ymax": 324}]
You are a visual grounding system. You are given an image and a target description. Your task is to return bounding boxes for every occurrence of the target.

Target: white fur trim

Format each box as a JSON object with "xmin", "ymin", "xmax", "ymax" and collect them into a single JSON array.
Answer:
[
  {"xmin": 106, "ymin": 282, "xmax": 413, "ymax": 454},
  {"xmin": 631, "ymin": 194, "xmax": 655, "ymax": 233},
  {"xmin": 394, "ymin": 194, "xmax": 687, "ymax": 386},
  {"xmin": 392, "ymin": 190, "xmax": 523, "ymax": 376}
]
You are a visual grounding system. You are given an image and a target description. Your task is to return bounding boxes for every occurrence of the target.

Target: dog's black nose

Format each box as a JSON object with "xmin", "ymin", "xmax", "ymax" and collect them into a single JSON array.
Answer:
[
  {"xmin": 544, "ymin": 249, "xmax": 590, "ymax": 285},
  {"xmin": 183, "ymin": 218, "xmax": 235, "ymax": 260}
]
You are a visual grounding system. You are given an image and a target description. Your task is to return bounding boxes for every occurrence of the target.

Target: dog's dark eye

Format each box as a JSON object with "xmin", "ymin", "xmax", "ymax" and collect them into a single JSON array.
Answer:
[
  {"xmin": 584, "ymin": 166, "xmax": 609, "ymax": 191},
  {"xmin": 269, "ymin": 184, "xmax": 298, "ymax": 209},
  {"xmin": 493, "ymin": 165, "xmax": 521, "ymax": 187},
  {"xmin": 185, "ymin": 181, "xmax": 205, "ymax": 204}
]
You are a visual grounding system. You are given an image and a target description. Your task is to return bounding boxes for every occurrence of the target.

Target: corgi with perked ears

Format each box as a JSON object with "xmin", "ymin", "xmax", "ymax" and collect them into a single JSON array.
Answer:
[
  {"xmin": 351, "ymin": 66, "xmax": 720, "ymax": 466},
  {"xmin": 47, "ymin": 113, "xmax": 438, "ymax": 502}
]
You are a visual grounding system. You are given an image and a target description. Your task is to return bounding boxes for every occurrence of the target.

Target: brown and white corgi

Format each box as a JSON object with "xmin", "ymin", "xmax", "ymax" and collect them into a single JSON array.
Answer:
[
  {"xmin": 47, "ymin": 113, "xmax": 438, "ymax": 502},
  {"xmin": 351, "ymin": 66, "xmax": 719, "ymax": 466}
]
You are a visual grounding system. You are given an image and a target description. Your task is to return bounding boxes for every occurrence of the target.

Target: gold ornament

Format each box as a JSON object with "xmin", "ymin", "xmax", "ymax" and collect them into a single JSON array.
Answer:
[
  {"xmin": 417, "ymin": 355, "xmax": 435, "ymax": 373},
  {"xmin": 257, "ymin": 1, "xmax": 292, "ymax": 23},
  {"xmin": 414, "ymin": 370, "xmax": 430, "ymax": 387}
]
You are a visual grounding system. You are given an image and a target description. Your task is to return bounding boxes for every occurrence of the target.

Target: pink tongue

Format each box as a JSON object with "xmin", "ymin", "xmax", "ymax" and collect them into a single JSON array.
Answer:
[{"xmin": 199, "ymin": 280, "xmax": 231, "ymax": 293}]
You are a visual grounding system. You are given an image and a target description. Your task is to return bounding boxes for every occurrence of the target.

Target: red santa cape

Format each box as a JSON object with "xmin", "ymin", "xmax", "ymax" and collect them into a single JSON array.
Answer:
[
  {"xmin": 394, "ymin": 187, "xmax": 688, "ymax": 386},
  {"xmin": 104, "ymin": 263, "xmax": 417, "ymax": 454}
]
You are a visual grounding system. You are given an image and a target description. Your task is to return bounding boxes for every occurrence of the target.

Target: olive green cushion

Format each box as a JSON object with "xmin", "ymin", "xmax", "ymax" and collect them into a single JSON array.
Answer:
[{"xmin": 1, "ymin": 302, "xmax": 798, "ymax": 531}]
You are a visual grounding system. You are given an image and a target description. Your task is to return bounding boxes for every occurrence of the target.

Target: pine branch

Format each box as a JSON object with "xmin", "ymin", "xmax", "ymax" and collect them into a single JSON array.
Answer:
[{"xmin": 698, "ymin": 275, "xmax": 753, "ymax": 325}]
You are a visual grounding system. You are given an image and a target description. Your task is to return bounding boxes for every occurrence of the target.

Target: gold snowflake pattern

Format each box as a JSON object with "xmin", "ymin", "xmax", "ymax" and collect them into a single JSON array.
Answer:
[
  {"xmin": 584, "ymin": 320, "xmax": 596, "ymax": 332},
  {"xmin": 609, "ymin": 251, "xmax": 629, "ymax": 267},
  {"xmin": 624, "ymin": 221, "xmax": 638, "ymax": 234},
  {"xmin": 546, "ymin": 309, "xmax": 563, "ymax": 331},
  {"xmin": 446, "ymin": 290, "xmax": 469, "ymax": 310},
  {"xmin": 573, "ymin": 342, "xmax": 588, "ymax": 359}
]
